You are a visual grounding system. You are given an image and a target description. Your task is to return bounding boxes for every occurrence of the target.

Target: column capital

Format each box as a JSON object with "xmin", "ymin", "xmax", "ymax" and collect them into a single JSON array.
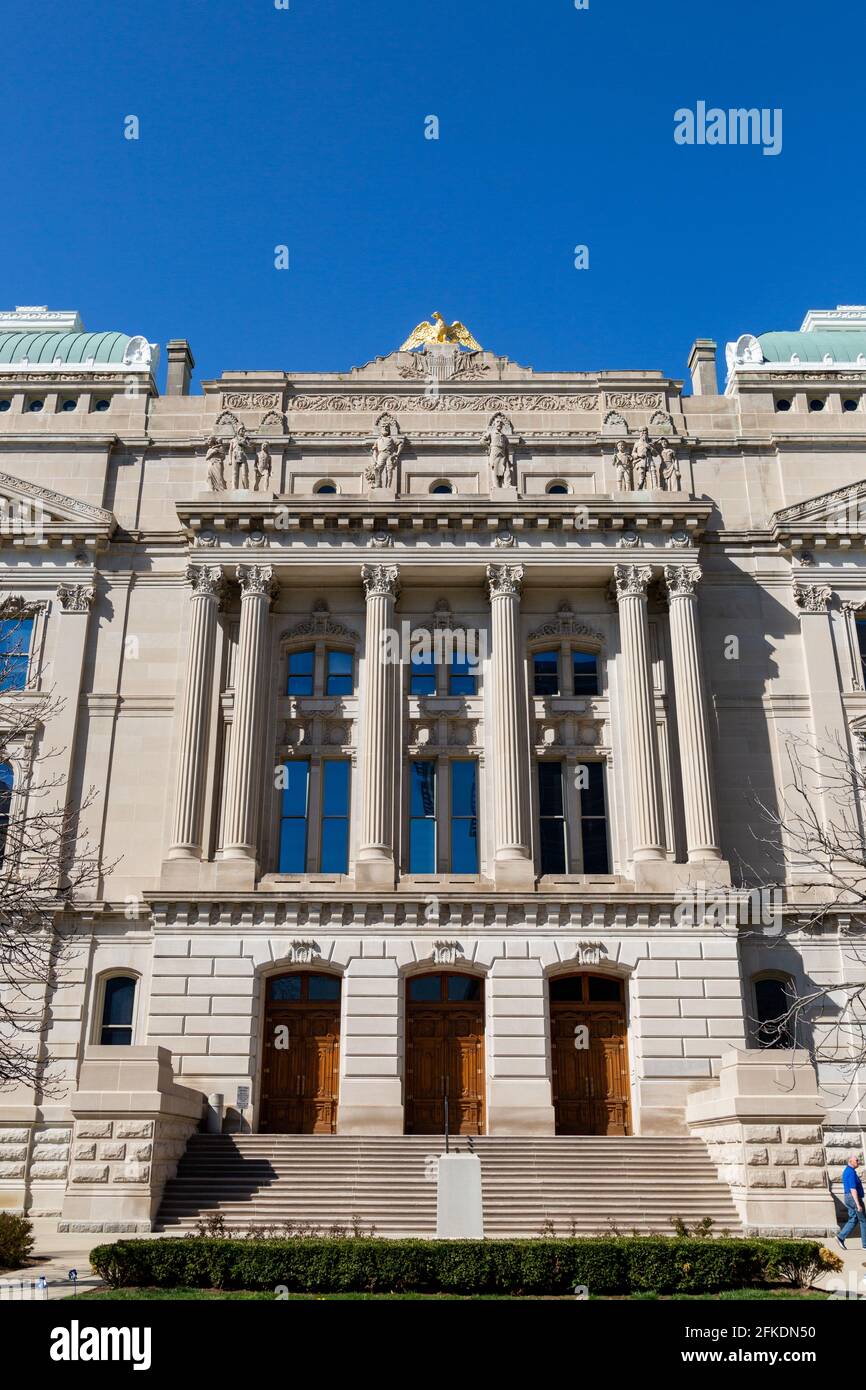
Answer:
[
  {"xmin": 186, "ymin": 564, "xmax": 226, "ymax": 602},
  {"xmin": 611, "ymin": 563, "xmax": 653, "ymax": 602},
  {"xmin": 55, "ymin": 583, "xmax": 95, "ymax": 614},
  {"xmin": 361, "ymin": 563, "xmax": 400, "ymax": 600},
  {"xmin": 486, "ymin": 562, "xmax": 524, "ymax": 599},
  {"xmin": 793, "ymin": 582, "xmax": 833, "ymax": 615},
  {"xmin": 664, "ymin": 564, "xmax": 702, "ymax": 599},
  {"xmin": 236, "ymin": 564, "xmax": 276, "ymax": 601}
]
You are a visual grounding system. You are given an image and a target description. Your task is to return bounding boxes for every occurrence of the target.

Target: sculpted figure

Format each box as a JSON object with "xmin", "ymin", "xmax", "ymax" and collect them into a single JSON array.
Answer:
[
  {"xmin": 205, "ymin": 436, "xmax": 226, "ymax": 491},
  {"xmin": 631, "ymin": 427, "xmax": 654, "ymax": 489},
  {"xmin": 482, "ymin": 414, "xmax": 514, "ymax": 488},
  {"xmin": 657, "ymin": 441, "xmax": 681, "ymax": 491},
  {"xmin": 227, "ymin": 425, "xmax": 250, "ymax": 490},
  {"xmin": 613, "ymin": 440, "xmax": 633, "ymax": 491},
  {"xmin": 254, "ymin": 441, "xmax": 272, "ymax": 492},
  {"xmin": 366, "ymin": 421, "xmax": 404, "ymax": 489}
]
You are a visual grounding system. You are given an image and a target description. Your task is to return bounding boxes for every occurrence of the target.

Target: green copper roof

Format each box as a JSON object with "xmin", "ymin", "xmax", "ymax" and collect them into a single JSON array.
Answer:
[
  {"xmin": 0, "ymin": 330, "xmax": 132, "ymax": 365},
  {"xmin": 757, "ymin": 330, "xmax": 866, "ymax": 364}
]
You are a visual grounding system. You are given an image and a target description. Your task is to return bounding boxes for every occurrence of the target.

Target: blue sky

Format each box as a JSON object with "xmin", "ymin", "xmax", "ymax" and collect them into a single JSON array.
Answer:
[{"xmin": 3, "ymin": 0, "xmax": 864, "ymax": 389}]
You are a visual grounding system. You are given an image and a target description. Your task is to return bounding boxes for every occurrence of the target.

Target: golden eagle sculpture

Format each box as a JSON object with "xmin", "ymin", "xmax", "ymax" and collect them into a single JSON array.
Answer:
[{"xmin": 400, "ymin": 311, "xmax": 483, "ymax": 351}]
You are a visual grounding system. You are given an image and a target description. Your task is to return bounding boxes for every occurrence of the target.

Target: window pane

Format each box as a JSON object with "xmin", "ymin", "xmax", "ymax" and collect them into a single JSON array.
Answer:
[
  {"xmin": 449, "ymin": 655, "xmax": 478, "ymax": 696},
  {"xmin": 0, "ymin": 761, "xmax": 12, "ymax": 865},
  {"xmin": 581, "ymin": 762, "xmax": 606, "ymax": 818},
  {"xmin": 279, "ymin": 817, "xmax": 307, "ymax": 873},
  {"xmin": 100, "ymin": 1027, "xmax": 133, "ymax": 1046},
  {"xmin": 281, "ymin": 761, "xmax": 309, "ymax": 817},
  {"xmin": 537, "ymin": 762, "xmax": 564, "ymax": 817},
  {"xmin": 409, "ymin": 818, "xmax": 436, "ymax": 873},
  {"xmin": 410, "ymin": 762, "xmax": 436, "ymax": 817},
  {"xmin": 320, "ymin": 816, "xmax": 348, "ymax": 873},
  {"xmin": 450, "ymin": 761, "xmax": 476, "ymax": 817},
  {"xmin": 409, "ymin": 975, "xmax": 442, "ymax": 1001},
  {"xmin": 322, "ymin": 760, "xmax": 349, "ymax": 817},
  {"xmin": 581, "ymin": 818, "xmax": 609, "ymax": 874},
  {"xmin": 451, "ymin": 817, "xmax": 478, "ymax": 873},
  {"xmin": 0, "ymin": 618, "xmax": 32, "ymax": 692},
  {"xmin": 103, "ymin": 976, "xmax": 135, "ymax": 1027},
  {"xmin": 588, "ymin": 975, "xmax": 622, "ymax": 1002},
  {"xmin": 270, "ymin": 975, "xmax": 302, "ymax": 1001},
  {"xmin": 533, "ymin": 650, "xmax": 559, "ymax": 696},
  {"xmin": 308, "ymin": 974, "xmax": 341, "ymax": 1001},
  {"xmin": 858, "ymin": 620, "xmax": 866, "ymax": 666},
  {"xmin": 287, "ymin": 648, "xmax": 314, "ymax": 695},
  {"xmin": 755, "ymin": 978, "xmax": 792, "ymax": 1048},
  {"xmin": 539, "ymin": 817, "xmax": 566, "ymax": 874},
  {"xmin": 410, "ymin": 654, "xmax": 436, "ymax": 695},
  {"xmin": 550, "ymin": 976, "xmax": 583, "ymax": 1002},
  {"xmin": 572, "ymin": 651, "xmax": 599, "ymax": 695},
  {"xmin": 447, "ymin": 975, "xmax": 481, "ymax": 1002},
  {"xmin": 326, "ymin": 649, "xmax": 353, "ymax": 695}
]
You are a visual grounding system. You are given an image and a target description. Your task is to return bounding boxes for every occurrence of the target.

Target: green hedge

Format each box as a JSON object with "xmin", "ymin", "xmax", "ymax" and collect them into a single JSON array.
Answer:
[{"xmin": 90, "ymin": 1236, "xmax": 836, "ymax": 1296}]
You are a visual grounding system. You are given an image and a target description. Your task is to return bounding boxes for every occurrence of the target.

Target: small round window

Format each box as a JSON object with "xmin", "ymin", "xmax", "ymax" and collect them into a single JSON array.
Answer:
[
  {"xmin": 775, "ymin": 397, "xmax": 792, "ymax": 412},
  {"xmin": 28, "ymin": 399, "xmax": 44, "ymax": 413},
  {"xmin": 843, "ymin": 398, "xmax": 859, "ymax": 413},
  {"xmin": 94, "ymin": 399, "xmax": 111, "ymax": 413},
  {"xmin": 61, "ymin": 398, "xmax": 77, "ymax": 413},
  {"xmin": 0, "ymin": 400, "xmax": 10, "ymax": 413},
  {"xmin": 808, "ymin": 398, "xmax": 824, "ymax": 413}
]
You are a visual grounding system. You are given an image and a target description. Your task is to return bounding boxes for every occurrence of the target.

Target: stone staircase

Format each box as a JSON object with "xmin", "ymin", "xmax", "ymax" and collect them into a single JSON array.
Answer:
[{"xmin": 156, "ymin": 1134, "xmax": 742, "ymax": 1237}]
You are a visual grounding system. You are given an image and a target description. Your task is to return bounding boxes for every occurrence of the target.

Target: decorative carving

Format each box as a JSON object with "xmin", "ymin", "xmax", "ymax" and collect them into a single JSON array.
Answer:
[
  {"xmin": 361, "ymin": 563, "xmax": 400, "ymax": 600},
  {"xmin": 611, "ymin": 430, "xmax": 682, "ymax": 492},
  {"xmin": 649, "ymin": 409, "xmax": 675, "ymax": 433},
  {"xmin": 222, "ymin": 392, "xmax": 282, "ymax": 410},
  {"xmin": 482, "ymin": 413, "xmax": 515, "ymax": 490},
  {"xmin": 398, "ymin": 348, "xmax": 490, "ymax": 382},
  {"xmin": 193, "ymin": 530, "xmax": 218, "ymax": 548},
  {"xmin": 253, "ymin": 441, "xmax": 272, "ymax": 492},
  {"xmin": 432, "ymin": 940, "xmax": 464, "ymax": 966},
  {"xmin": 365, "ymin": 416, "xmax": 405, "ymax": 489},
  {"xmin": 613, "ymin": 439, "xmax": 632, "ymax": 490},
  {"xmin": 204, "ymin": 436, "xmax": 226, "ymax": 491},
  {"xmin": 243, "ymin": 530, "xmax": 268, "ymax": 548},
  {"xmin": 288, "ymin": 393, "xmax": 599, "ymax": 413},
  {"xmin": 0, "ymin": 470, "xmax": 113, "ymax": 526},
  {"xmin": 285, "ymin": 940, "xmax": 319, "ymax": 963},
  {"xmin": 400, "ymin": 313, "xmax": 482, "ymax": 352},
  {"xmin": 56, "ymin": 583, "xmax": 94, "ymax": 613},
  {"xmin": 236, "ymin": 564, "xmax": 276, "ymax": 599},
  {"xmin": 493, "ymin": 530, "xmax": 515, "ymax": 548},
  {"xmin": 604, "ymin": 392, "xmax": 664, "ymax": 411},
  {"xmin": 226, "ymin": 425, "xmax": 251, "ymax": 490},
  {"xmin": 280, "ymin": 601, "xmax": 358, "ymax": 644},
  {"xmin": 617, "ymin": 530, "xmax": 640, "ymax": 548},
  {"xmin": 258, "ymin": 408, "xmax": 286, "ymax": 433},
  {"xmin": 187, "ymin": 565, "xmax": 225, "ymax": 600},
  {"xmin": 574, "ymin": 940, "xmax": 608, "ymax": 965},
  {"xmin": 611, "ymin": 564, "xmax": 653, "ymax": 601},
  {"xmin": 528, "ymin": 602, "xmax": 603, "ymax": 645},
  {"xmin": 664, "ymin": 564, "xmax": 702, "ymax": 599},
  {"xmin": 630, "ymin": 428, "xmax": 655, "ymax": 489},
  {"xmin": 793, "ymin": 583, "xmax": 833, "ymax": 614},
  {"xmin": 486, "ymin": 563, "xmax": 524, "ymax": 599},
  {"xmin": 368, "ymin": 531, "xmax": 394, "ymax": 549},
  {"xmin": 666, "ymin": 530, "xmax": 691, "ymax": 549}
]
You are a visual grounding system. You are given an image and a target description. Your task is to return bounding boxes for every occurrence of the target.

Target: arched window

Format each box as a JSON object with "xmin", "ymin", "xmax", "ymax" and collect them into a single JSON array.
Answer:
[
  {"xmin": 430, "ymin": 481, "xmax": 453, "ymax": 494},
  {"xmin": 286, "ymin": 645, "xmax": 355, "ymax": 696},
  {"xmin": 99, "ymin": 975, "xmax": 137, "ymax": 1046},
  {"xmin": 753, "ymin": 974, "xmax": 794, "ymax": 1049},
  {"xmin": 546, "ymin": 481, "xmax": 570, "ymax": 495},
  {"xmin": 0, "ymin": 761, "xmax": 12, "ymax": 866},
  {"xmin": 531, "ymin": 645, "xmax": 600, "ymax": 696},
  {"xmin": 314, "ymin": 480, "xmax": 338, "ymax": 495}
]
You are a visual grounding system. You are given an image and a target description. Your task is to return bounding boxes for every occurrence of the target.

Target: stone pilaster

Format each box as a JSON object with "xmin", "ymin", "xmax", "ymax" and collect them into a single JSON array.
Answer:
[
  {"xmin": 168, "ymin": 565, "xmax": 225, "ymax": 860},
  {"xmin": 612, "ymin": 564, "xmax": 665, "ymax": 862},
  {"xmin": 664, "ymin": 565, "xmax": 722, "ymax": 861},
  {"xmin": 792, "ymin": 581, "xmax": 856, "ymax": 844},
  {"xmin": 220, "ymin": 566, "xmax": 276, "ymax": 878},
  {"xmin": 356, "ymin": 564, "xmax": 400, "ymax": 888},
  {"xmin": 486, "ymin": 564, "xmax": 534, "ymax": 888}
]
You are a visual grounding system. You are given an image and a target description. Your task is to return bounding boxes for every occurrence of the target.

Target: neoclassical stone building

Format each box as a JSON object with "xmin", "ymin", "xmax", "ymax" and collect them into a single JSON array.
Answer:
[{"xmin": 0, "ymin": 302, "xmax": 863, "ymax": 1235}]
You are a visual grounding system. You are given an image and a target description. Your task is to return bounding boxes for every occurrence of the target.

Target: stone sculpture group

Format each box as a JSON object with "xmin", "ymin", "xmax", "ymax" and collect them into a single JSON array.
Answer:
[
  {"xmin": 613, "ymin": 429, "xmax": 682, "ymax": 492},
  {"xmin": 205, "ymin": 427, "xmax": 272, "ymax": 492}
]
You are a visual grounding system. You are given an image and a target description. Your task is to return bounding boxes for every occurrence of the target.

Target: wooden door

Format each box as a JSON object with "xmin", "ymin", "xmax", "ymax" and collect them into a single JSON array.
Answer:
[
  {"xmin": 550, "ymin": 975, "xmax": 630, "ymax": 1135},
  {"xmin": 405, "ymin": 974, "xmax": 485, "ymax": 1135},
  {"xmin": 260, "ymin": 974, "xmax": 340, "ymax": 1133}
]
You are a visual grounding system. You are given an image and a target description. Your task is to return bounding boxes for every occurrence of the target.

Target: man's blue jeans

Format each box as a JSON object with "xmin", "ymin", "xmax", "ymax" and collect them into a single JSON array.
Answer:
[{"xmin": 839, "ymin": 1201, "xmax": 866, "ymax": 1246}]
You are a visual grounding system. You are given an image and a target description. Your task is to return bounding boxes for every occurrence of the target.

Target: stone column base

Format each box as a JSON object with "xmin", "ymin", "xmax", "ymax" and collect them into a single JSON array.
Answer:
[
  {"xmin": 354, "ymin": 856, "xmax": 396, "ymax": 890},
  {"xmin": 492, "ymin": 856, "xmax": 536, "ymax": 891}
]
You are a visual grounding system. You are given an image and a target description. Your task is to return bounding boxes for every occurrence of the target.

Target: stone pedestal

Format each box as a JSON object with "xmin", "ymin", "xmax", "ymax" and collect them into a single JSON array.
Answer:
[{"xmin": 436, "ymin": 1153, "xmax": 484, "ymax": 1239}]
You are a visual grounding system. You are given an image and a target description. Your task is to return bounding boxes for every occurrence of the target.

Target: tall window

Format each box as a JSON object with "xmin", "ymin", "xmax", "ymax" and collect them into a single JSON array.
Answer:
[
  {"xmin": 857, "ymin": 617, "xmax": 866, "ymax": 680},
  {"xmin": 754, "ymin": 976, "xmax": 794, "ymax": 1049},
  {"xmin": 531, "ymin": 645, "xmax": 600, "ymax": 698},
  {"xmin": 537, "ymin": 760, "xmax": 610, "ymax": 875},
  {"xmin": 409, "ymin": 762, "xmax": 437, "ymax": 872},
  {"xmin": 100, "ymin": 976, "xmax": 136, "ymax": 1046},
  {"xmin": 572, "ymin": 651, "xmax": 599, "ymax": 695},
  {"xmin": 287, "ymin": 648, "xmax": 314, "ymax": 695},
  {"xmin": 410, "ymin": 651, "xmax": 436, "ymax": 695},
  {"xmin": 450, "ymin": 760, "xmax": 478, "ymax": 872},
  {"xmin": 408, "ymin": 760, "xmax": 479, "ymax": 873},
  {"xmin": 326, "ymin": 649, "xmax": 353, "ymax": 695},
  {"xmin": 0, "ymin": 616, "xmax": 33, "ymax": 692},
  {"xmin": 0, "ymin": 761, "xmax": 12, "ymax": 867},
  {"xmin": 279, "ymin": 758, "xmax": 351, "ymax": 873},
  {"xmin": 285, "ymin": 644, "xmax": 354, "ymax": 698},
  {"xmin": 533, "ymin": 650, "xmax": 560, "ymax": 696},
  {"xmin": 409, "ymin": 646, "xmax": 480, "ymax": 696},
  {"xmin": 449, "ymin": 655, "xmax": 478, "ymax": 696}
]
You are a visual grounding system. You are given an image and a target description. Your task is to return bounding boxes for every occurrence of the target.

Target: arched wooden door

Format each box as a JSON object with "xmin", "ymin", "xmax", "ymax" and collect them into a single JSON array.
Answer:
[
  {"xmin": 549, "ymin": 974, "xmax": 631, "ymax": 1135},
  {"xmin": 405, "ymin": 972, "xmax": 485, "ymax": 1135},
  {"xmin": 260, "ymin": 972, "xmax": 340, "ymax": 1133}
]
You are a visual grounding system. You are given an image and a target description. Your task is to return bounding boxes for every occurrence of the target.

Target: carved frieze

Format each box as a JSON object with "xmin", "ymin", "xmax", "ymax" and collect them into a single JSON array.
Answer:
[
  {"xmin": 792, "ymin": 583, "xmax": 833, "ymax": 614},
  {"xmin": 288, "ymin": 393, "xmax": 599, "ymax": 413},
  {"xmin": 222, "ymin": 393, "xmax": 282, "ymax": 410},
  {"xmin": 55, "ymin": 583, "xmax": 95, "ymax": 613}
]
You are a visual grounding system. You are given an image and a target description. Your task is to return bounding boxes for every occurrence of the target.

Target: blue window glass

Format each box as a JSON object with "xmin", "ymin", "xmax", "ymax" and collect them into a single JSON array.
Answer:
[
  {"xmin": 538, "ymin": 761, "xmax": 567, "ymax": 874},
  {"xmin": 572, "ymin": 651, "xmax": 599, "ymax": 696},
  {"xmin": 409, "ymin": 762, "xmax": 436, "ymax": 872},
  {"xmin": 279, "ymin": 760, "xmax": 309, "ymax": 871},
  {"xmin": 533, "ymin": 649, "xmax": 559, "ymax": 696},
  {"xmin": 270, "ymin": 974, "xmax": 302, "ymax": 1001},
  {"xmin": 0, "ymin": 761, "xmax": 12, "ymax": 866},
  {"xmin": 450, "ymin": 760, "xmax": 478, "ymax": 873},
  {"xmin": 100, "ymin": 976, "xmax": 135, "ymax": 1045},
  {"xmin": 447, "ymin": 974, "xmax": 481, "ymax": 1002},
  {"xmin": 857, "ymin": 619, "xmax": 866, "ymax": 678},
  {"xmin": 0, "ymin": 617, "xmax": 33, "ymax": 692},
  {"xmin": 409, "ymin": 974, "xmax": 442, "ymax": 1002},
  {"xmin": 320, "ymin": 759, "xmax": 350, "ymax": 873},
  {"xmin": 326, "ymin": 649, "xmax": 353, "ymax": 696},
  {"xmin": 287, "ymin": 648, "xmax": 314, "ymax": 696},
  {"xmin": 308, "ymin": 973, "xmax": 341, "ymax": 1001},
  {"xmin": 410, "ymin": 650, "xmax": 436, "ymax": 696},
  {"xmin": 449, "ymin": 653, "xmax": 478, "ymax": 696},
  {"xmin": 580, "ymin": 763, "xmax": 609, "ymax": 874}
]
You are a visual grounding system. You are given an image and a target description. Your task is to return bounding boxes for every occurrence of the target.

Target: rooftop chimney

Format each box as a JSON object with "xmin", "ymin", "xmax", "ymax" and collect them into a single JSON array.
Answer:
[
  {"xmin": 165, "ymin": 339, "xmax": 195, "ymax": 396},
  {"xmin": 687, "ymin": 338, "xmax": 718, "ymax": 396}
]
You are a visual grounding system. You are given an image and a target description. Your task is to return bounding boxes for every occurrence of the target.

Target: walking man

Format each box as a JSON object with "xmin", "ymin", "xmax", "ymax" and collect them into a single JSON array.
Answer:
[{"xmin": 836, "ymin": 1156, "xmax": 866, "ymax": 1249}]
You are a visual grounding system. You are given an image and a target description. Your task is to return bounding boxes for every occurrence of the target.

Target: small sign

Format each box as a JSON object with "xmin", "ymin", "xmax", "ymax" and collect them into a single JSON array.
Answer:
[
  {"xmin": 68, "ymin": 1269, "xmax": 78, "ymax": 1283},
  {"xmin": 236, "ymin": 1086, "xmax": 250, "ymax": 1109}
]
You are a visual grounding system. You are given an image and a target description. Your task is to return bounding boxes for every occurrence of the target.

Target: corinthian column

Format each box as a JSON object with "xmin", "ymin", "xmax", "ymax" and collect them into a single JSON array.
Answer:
[
  {"xmin": 487, "ymin": 563, "xmax": 534, "ymax": 888},
  {"xmin": 357, "ymin": 563, "xmax": 400, "ymax": 888},
  {"xmin": 222, "ymin": 565, "xmax": 276, "ymax": 863},
  {"xmin": 612, "ymin": 564, "xmax": 665, "ymax": 861},
  {"xmin": 664, "ymin": 565, "xmax": 722, "ymax": 861},
  {"xmin": 168, "ymin": 565, "xmax": 225, "ymax": 859}
]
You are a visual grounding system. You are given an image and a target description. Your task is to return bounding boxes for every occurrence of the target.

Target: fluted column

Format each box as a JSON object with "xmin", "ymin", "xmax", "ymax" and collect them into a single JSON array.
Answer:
[
  {"xmin": 168, "ymin": 565, "xmax": 225, "ymax": 859},
  {"xmin": 357, "ymin": 563, "xmax": 400, "ymax": 887},
  {"xmin": 487, "ymin": 563, "xmax": 534, "ymax": 888},
  {"xmin": 612, "ymin": 564, "xmax": 665, "ymax": 861},
  {"xmin": 222, "ymin": 565, "xmax": 276, "ymax": 861},
  {"xmin": 664, "ymin": 565, "xmax": 722, "ymax": 861}
]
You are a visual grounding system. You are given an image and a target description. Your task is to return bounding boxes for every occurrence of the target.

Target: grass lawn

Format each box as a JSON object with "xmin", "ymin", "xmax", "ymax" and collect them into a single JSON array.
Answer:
[{"xmin": 67, "ymin": 1286, "xmax": 830, "ymax": 1302}]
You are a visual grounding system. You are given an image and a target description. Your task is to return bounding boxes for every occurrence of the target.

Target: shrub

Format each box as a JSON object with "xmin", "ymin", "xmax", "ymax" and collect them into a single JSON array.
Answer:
[
  {"xmin": 89, "ymin": 1235, "xmax": 837, "ymax": 1297},
  {"xmin": 0, "ymin": 1212, "xmax": 34, "ymax": 1270}
]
